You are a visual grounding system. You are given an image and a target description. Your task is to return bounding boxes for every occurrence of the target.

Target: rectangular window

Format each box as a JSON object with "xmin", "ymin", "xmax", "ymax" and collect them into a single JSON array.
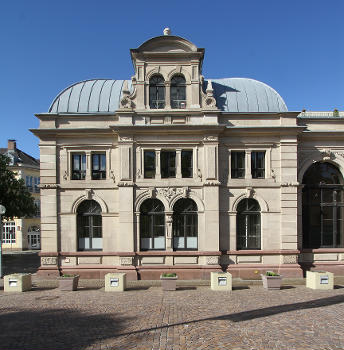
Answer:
[
  {"xmin": 72, "ymin": 154, "xmax": 86, "ymax": 180},
  {"xmin": 2, "ymin": 222, "xmax": 16, "ymax": 244},
  {"xmin": 144, "ymin": 151, "xmax": 156, "ymax": 179},
  {"xmin": 34, "ymin": 177, "xmax": 40, "ymax": 193},
  {"xmin": 92, "ymin": 154, "xmax": 106, "ymax": 180},
  {"xmin": 181, "ymin": 150, "xmax": 193, "ymax": 178},
  {"xmin": 161, "ymin": 151, "xmax": 176, "ymax": 178},
  {"xmin": 251, "ymin": 151, "xmax": 265, "ymax": 179},
  {"xmin": 231, "ymin": 151, "xmax": 245, "ymax": 178}
]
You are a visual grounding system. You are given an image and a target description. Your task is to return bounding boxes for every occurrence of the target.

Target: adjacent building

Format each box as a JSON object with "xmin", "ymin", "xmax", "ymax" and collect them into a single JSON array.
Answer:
[
  {"xmin": 31, "ymin": 30, "xmax": 344, "ymax": 279},
  {"xmin": 0, "ymin": 140, "xmax": 41, "ymax": 250}
]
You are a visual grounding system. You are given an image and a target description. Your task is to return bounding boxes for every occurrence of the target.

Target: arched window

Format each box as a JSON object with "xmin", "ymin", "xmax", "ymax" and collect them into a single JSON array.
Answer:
[
  {"xmin": 302, "ymin": 162, "xmax": 344, "ymax": 248},
  {"xmin": 173, "ymin": 198, "xmax": 198, "ymax": 250},
  {"xmin": 170, "ymin": 75, "xmax": 186, "ymax": 109},
  {"xmin": 77, "ymin": 200, "xmax": 102, "ymax": 251},
  {"xmin": 237, "ymin": 198, "xmax": 261, "ymax": 250},
  {"xmin": 149, "ymin": 75, "xmax": 165, "ymax": 109},
  {"xmin": 140, "ymin": 199, "xmax": 165, "ymax": 250}
]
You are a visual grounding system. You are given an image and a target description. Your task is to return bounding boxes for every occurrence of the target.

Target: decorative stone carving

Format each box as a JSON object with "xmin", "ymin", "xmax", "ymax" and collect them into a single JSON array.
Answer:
[
  {"xmin": 157, "ymin": 187, "xmax": 186, "ymax": 201},
  {"xmin": 206, "ymin": 256, "xmax": 219, "ymax": 265},
  {"xmin": 119, "ymin": 136, "xmax": 133, "ymax": 142},
  {"xmin": 204, "ymin": 180, "xmax": 220, "ymax": 186},
  {"xmin": 110, "ymin": 170, "xmax": 116, "ymax": 183},
  {"xmin": 197, "ymin": 169, "xmax": 202, "ymax": 180},
  {"xmin": 41, "ymin": 257, "xmax": 57, "ymax": 265},
  {"xmin": 120, "ymin": 257, "xmax": 133, "ymax": 266},
  {"xmin": 203, "ymin": 135, "xmax": 218, "ymax": 142},
  {"xmin": 320, "ymin": 149, "xmax": 334, "ymax": 161},
  {"xmin": 281, "ymin": 182, "xmax": 300, "ymax": 187},
  {"xmin": 119, "ymin": 81, "xmax": 135, "ymax": 109},
  {"xmin": 281, "ymin": 255, "xmax": 298, "ymax": 264},
  {"xmin": 271, "ymin": 169, "xmax": 276, "ymax": 182},
  {"xmin": 246, "ymin": 187, "xmax": 255, "ymax": 198},
  {"xmin": 85, "ymin": 189, "xmax": 93, "ymax": 200},
  {"xmin": 63, "ymin": 171, "xmax": 68, "ymax": 181},
  {"xmin": 118, "ymin": 181, "xmax": 134, "ymax": 187}
]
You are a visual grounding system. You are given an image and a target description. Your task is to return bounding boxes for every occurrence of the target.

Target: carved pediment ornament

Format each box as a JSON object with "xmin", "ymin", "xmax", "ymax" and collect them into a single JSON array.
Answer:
[{"xmin": 157, "ymin": 187, "xmax": 189, "ymax": 201}]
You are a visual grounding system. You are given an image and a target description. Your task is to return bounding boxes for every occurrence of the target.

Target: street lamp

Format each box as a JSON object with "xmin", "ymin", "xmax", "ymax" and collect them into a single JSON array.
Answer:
[{"xmin": 0, "ymin": 204, "xmax": 6, "ymax": 278}]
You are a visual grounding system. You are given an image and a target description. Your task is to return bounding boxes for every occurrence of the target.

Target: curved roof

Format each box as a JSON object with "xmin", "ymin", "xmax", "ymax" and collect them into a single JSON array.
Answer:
[
  {"xmin": 49, "ymin": 79, "xmax": 131, "ymax": 113},
  {"xmin": 209, "ymin": 78, "xmax": 287, "ymax": 112},
  {"xmin": 49, "ymin": 77, "xmax": 287, "ymax": 114}
]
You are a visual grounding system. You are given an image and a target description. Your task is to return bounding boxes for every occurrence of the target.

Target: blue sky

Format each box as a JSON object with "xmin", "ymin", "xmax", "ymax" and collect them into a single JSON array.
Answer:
[{"xmin": 1, "ymin": 0, "xmax": 343, "ymax": 158}]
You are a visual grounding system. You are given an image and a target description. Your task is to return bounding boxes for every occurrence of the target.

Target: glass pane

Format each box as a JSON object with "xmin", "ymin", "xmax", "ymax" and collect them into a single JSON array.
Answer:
[
  {"xmin": 78, "ymin": 238, "xmax": 89, "ymax": 250},
  {"xmin": 91, "ymin": 238, "xmax": 102, "ymax": 249},
  {"xmin": 181, "ymin": 150, "xmax": 193, "ymax": 178},
  {"xmin": 173, "ymin": 237, "xmax": 185, "ymax": 249},
  {"xmin": 154, "ymin": 237, "xmax": 165, "ymax": 249},
  {"xmin": 161, "ymin": 151, "xmax": 176, "ymax": 178},
  {"xmin": 303, "ymin": 162, "xmax": 343, "ymax": 185},
  {"xmin": 231, "ymin": 151, "xmax": 245, "ymax": 178},
  {"xmin": 144, "ymin": 151, "xmax": 156, "ymax": 178},
  {"xmin": 141, "ymin": 238, "xmax": 152, "ymax": 250},
  {"xmin": 93, "ymin": 154, "xmax": 99, "ymax": 170}
]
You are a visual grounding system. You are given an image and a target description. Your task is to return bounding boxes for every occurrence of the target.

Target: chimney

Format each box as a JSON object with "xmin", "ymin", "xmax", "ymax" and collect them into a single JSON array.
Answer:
[{"xmin": 8, "ymin": 139, "xmax": 16, "ymax": 151}]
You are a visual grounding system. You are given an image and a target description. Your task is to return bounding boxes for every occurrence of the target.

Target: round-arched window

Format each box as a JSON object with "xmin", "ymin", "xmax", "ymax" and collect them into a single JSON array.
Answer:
[
  {"xmin": 237, "ymin": 198, "xmax": 261, "ymax": 250},
  {"xmin": 149, "ymin": 75, "xmax": 165, "ymax": 109},
  {"xmin": 302, "ymin": 162, "xmax": 344, "ymax": 248},
  {"xmin": 173, "ymin": 198, "xmax": 198, "ymax": 250},
  {"xmin": 77, "ymin": 200, "xmax": 102, "ymax": 251},
  {"xmin": 170, "ymin": 75, "xmax": 186, "ymax": 109},
  {"xmin": 140, "ymin": 199, "xmax": 165, "ymax": 250}
]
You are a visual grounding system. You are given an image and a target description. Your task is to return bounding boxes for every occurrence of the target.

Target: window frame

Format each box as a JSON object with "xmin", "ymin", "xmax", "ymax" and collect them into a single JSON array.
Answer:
[
  {"xmin": 161, "ymin": 150, "xmax": 176, "ymax": 178},
  {"xmin": 251, "ymin": 151, "xmax": 266, "ymax": 179},
  {"xmin": 2, "ymin": 222, "xmax": 16, "ymax": 244},
  {"xmin": 71, "ymin": 153, "xmax": 86, "ymax": 180},
  {"xmin": 170, "ymin": 74, "xmax": 186, "ymax": 109},
  {"xmin": 91, "ymin": 153, "xmax": 106, "ymax": 180},
  {"xmin": 181, "ymin": 150, "xmax": 193, "ymax": 178},
  {"xmin": 231, "ymin": 151, "xmax": 245, "ymax": 179},
  {"xmin": 144, "ymin": 150, "xmax": 156, "ymax": 179},
  {"xmin": 149, "ymin": 75, "xmax": 165, "ymax": 109}
]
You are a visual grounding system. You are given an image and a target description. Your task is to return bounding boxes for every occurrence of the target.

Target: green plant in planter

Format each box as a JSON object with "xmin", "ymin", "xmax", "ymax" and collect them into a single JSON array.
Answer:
[
  {"xmin": 265, "ymin": 271, "xmax": 280, "ymax": 277},
  {"xmin": 161, "ymin": 273, "xmax": 177, "ymax": 278},
  {"xmin": 61, "ymin": 274, "xmax": 77, "ymax": 278}
]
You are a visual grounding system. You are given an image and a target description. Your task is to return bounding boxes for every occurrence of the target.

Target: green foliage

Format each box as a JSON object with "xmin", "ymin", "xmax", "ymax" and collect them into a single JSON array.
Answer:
[
  {"xmin": 61, "ymin": 274, "xmax": 78, "ymax": 278},
  {"xmin": 161, "ymin": 272, "xmax": 177, "ymax": 278},
  {"xmin": 0, "ymin": 154, "xmax": 36, "ymax": 219},
  {"xmin": 266, "ymin": 271, "xmax": 280, "ymax": 276}
]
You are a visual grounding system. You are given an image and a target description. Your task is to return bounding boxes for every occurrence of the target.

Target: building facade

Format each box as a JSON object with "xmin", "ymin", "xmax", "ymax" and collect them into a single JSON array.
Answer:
[
  {"xmin": 32, "ymin": 31, "xmax": 344, "ymax": 279},
  {"xmin": 1, "ymin": 140, "xmax": 41, "ymax": 250}
]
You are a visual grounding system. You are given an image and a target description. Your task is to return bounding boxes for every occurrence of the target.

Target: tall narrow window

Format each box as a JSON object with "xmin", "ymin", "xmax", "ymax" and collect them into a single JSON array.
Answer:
[
  {"xmin": 171, "ymin": 75, "xmax": 186, "ymax": 109},
  {"xmin": 251, "ymin": 151, "xmax": 265, "ymax": 178},
  {"xmin": 181, "ymin": 150, "xmax": 193, "ymax": 178},
  {"xmin": 161, "ymin": 151, "xmax": 176, "ymax": 178},
  {"xmin": 149, "ymin": 75, "xmax": 165, "ymax": 109},
  {"xmin": 144, "ymin": 150, "xmax": 156, "ymax": 179},
  {"xmin": 231, "ymin": 151, "xmax": 245, "ymax": 178},
  {"xmin": 140, "ymin": 199, "xmax": 165, "ymax": 250},
  {"xmin": 237, "ymin": 198, "xmax": 261, "ymax": 250},
  {"xmin": 302, "ymin": 162, "xmax": 344, "ymax": 248},
  {"xmin": 77, "ymin": 200, "xmax": 102, "ymax": 251},
  {"xmin": 72, "ymin": 154, "xmax": 86, "ymax": 180},
  {"xmin": 173, "ymin": 198, "xmax": 198, "ymax": 250},
  {"xmin": 92, "ymin": 153, "xmax": 106, "ymax": 180}
]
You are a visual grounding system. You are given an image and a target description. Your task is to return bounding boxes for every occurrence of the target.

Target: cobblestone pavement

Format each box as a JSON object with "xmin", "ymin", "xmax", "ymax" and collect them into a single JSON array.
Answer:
[{"xmin": 0, "ymin": 283, "xmax": 344, "ymax": 350}]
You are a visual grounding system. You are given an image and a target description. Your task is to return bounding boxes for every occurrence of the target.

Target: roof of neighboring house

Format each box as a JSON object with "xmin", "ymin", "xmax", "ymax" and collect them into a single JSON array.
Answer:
[
  {"xmin": 0, "ymin": 147, "xmax": 40, "ymax": 168},
  {"xmin": 48, "ymin": 77, "xmax": 288, "ymax": 114}
]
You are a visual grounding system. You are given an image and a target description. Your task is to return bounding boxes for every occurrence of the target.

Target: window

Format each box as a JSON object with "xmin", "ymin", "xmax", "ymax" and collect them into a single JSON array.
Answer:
[
  {"xmin": 92, "ymin": 153, "xmax": 106, "ymax": 180},
  {"xmin": 144, "ymin": 151, "xmax": 156, "ymax": 179},
  {"xmin": 237, "ymin": 198, "xmax": 261, "ymax": 250},
  {"xmin": 72, "ymin": 154, "xmax": 86, "ymax": 180},
  {"xmin": 171, "ymin": 75, "xmax": 186, "ymax": 109},
  {"xmin": 77, "ymin": 200, "xmax": 102, "ymax": 251},
  {"xmin": 161, "ymin": 151, "xmax": 176, "ymax": 178},
  {"xmin": 251, "ymin": 151, "xmax": 265, "ymax": 178},
  {"xmin": 181, "ymin": 150, "xmax": 193, "ymax": 178},
  {"xmin": 231, "ymin": 151, "xmax": 245, "ymax": 178},
  {"xmin": 2, "ymin": 222, "xmax": 16, "ymax": 244},
  {"xmin": 34, "ymin": 177, "xmax": 40, "ymax": 193},
  {"xmin": 26, "ymin": 176, "xmax": 33, "ymax": 192},
  {"xmin": 140, "ymin": 199, "xmax": 165, "ymax": 250},
  {"xmin": 28, "ymin": 225, "xmax": 40, "ymax": 249},
  {"xmin": 302, "ymin": 162, "xmax": 344, "ymax": 248},
  {"xmin": 173, "ymin": 198, "xmax": 198, "ymax": 250},
  {"xmin": 149, "ymin": 75, "xmax": 165, "ymax": 109}
]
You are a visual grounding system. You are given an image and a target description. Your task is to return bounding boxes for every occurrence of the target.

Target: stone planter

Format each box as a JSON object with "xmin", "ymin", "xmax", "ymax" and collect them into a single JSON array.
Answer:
[
  {"xmin": 58, "ymin": 275, "xmax": 80, "ymax": 291},
  {"xmin": 160, "ymin": 274, "xmax": 178, "ymax": 291},
  {"xmin": 261, "ymin": 273, "xmax": 282, "ymax": 290}
]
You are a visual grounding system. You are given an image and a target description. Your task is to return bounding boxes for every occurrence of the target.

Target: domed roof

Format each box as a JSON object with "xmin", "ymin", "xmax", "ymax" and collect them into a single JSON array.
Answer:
[
  {"xmin": 49, "ymin": 77, "xmax": 287, "ymax": 114},
  {"xmin": 209, "ymin": 78, "xmax": 288, "ymax": 112},
  {"xmin": 49, "ymin": 79, "xmax": 131, "ymax": 113}
]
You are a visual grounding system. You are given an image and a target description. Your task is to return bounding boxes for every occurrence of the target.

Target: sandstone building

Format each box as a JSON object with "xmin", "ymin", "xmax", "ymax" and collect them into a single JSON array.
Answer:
[{"xmin": 31, "ymin": 30, "xmax": 344, "ymax": 279}]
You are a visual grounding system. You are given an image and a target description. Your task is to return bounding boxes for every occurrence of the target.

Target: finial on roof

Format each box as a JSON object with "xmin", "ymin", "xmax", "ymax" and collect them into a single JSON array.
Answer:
[
  {"xmin": 206, "ymin": 80, "xmax": 213, "ymax": 95},
  {"xmin": 122, "ymin": 80, "xmax": 129, "ymax": 96},
  {"xmin": 163, "ymin": 28, "xmax": 171, "ymax": 36}
]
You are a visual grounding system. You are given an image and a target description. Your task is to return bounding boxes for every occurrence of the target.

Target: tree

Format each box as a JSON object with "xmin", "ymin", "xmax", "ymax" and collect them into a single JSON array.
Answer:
[{"xmin": 0, "ymin": 154, "xmax": 36, "ymax": 219}]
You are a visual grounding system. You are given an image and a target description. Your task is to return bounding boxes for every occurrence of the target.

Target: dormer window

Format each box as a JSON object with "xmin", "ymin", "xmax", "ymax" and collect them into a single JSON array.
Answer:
[
  {"xmin": 149, "ymin": 75, "xmax": 165, "ymax": 109},
  {"xmin": 171, "ymin": 75, "xmax": 186, "ymax": 109}
]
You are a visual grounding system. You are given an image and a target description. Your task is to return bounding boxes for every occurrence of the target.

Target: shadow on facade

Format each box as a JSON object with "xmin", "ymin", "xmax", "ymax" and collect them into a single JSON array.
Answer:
[{"xmin": 0, "ymin": 308, "xmax": 129, "ymax": 350}]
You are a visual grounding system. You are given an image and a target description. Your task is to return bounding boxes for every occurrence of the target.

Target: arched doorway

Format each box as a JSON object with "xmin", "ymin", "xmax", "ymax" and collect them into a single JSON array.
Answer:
[
  {"xmin": 236, "ymin": 198, "xmax": 261, "ymax": 250},
  {"xmin": 302, "ymin": 162, "xmax": 344, "ymax": 248},
  {"xmin": 77, "ymin": 200, "xmax": 102, "ymax": 251},
  {"xmin": 173, "ymin": 198, "xmax": 198, "ymax": 250},
  {"xmin": 140, "ymin": 199, "xmax": 165, "ymax": 250}
]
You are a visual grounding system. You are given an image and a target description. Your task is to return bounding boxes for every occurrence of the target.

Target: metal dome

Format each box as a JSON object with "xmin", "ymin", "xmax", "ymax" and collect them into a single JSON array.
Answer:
[{"xmin": 210, "ymin": 78, "xmax": 288, "ymax": 112}]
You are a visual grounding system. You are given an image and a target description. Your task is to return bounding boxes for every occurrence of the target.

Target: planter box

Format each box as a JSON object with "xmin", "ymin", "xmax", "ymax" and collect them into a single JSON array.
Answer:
[
  {"xmin": 211, "ymin": 272, "xmax": 232, "ymax": 291},
  {"xmin": 160, "ymin": 275, "xmax": 178, "ymax": 291},
  {"xmin": 261, "ymin": 274, "xmax": 282, "ymax": 290},
  {"xmin": 105, "ymin": 273, "xmax": 127, "ymax": 292},
  {"xmin": 306, "ymin": 271, "xmax": 334, "ymax": 290},
  {"xmin": 58, "ymin": 275, "xmax": 79, "ymax": 291},
  {"xmin": 4, "ymin": 273, "xmax": 32, "ymax": 292}
]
